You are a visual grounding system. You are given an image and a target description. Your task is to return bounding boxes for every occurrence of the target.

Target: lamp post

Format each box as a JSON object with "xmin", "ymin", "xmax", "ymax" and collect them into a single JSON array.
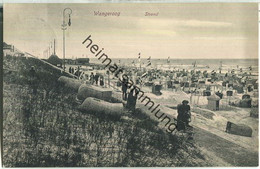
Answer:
[{"xmin": 61, "ymin": 8, "xmax": 72, "ymax": 71}]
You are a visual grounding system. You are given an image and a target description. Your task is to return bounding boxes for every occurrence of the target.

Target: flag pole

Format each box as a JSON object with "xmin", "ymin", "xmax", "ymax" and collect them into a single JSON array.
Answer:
[{"xmin": 138, "ymin": 53, "xmax": 141, "ymax": 70}]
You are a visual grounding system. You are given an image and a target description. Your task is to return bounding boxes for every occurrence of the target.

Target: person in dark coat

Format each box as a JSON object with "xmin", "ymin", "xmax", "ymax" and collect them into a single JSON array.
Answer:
[
  {"xmin": 90, "ymin": 72, "xmax": 94, "ymax": 85},
  {"xmin": 122, "ymin": 78, "xmax": 128, "ymax": 101},
  {"xmin": 126, "ymin": 88, "xmax": 139, "ymax": 112},
  {"xmin": 100, "ymin": 76, "xmax": 104, "ymax": 87},
  {"xmin": 94, "ymin": 73, "xmax": 99, "ymax": 85},
  {"xmin": 177, "ymin": 100, "xmax": 191, "ymax": 131}
]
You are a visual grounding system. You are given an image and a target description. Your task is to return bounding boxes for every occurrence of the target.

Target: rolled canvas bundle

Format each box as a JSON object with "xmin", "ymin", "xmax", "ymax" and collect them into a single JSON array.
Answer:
[
  {"xmin": 78, "ymin": 97, "xmax": 125, "ymax": 116},
  {"xmin": 226, "ymin": 121, "xmax": 253, "ymax": 137},
  {"xmin": 58, "ymin": 76, "xmax": 82, "ymax": 91},
  {"xmin": 137, "ymin": 104, "xmax": 175, "ymax": 128},
  {"xmin": 77, "ymin": 84, "xmax": 112, "ymax": 101},
  {"xmin": 111, "ymin": 91, "xmax": 123, "ymax": 103}
]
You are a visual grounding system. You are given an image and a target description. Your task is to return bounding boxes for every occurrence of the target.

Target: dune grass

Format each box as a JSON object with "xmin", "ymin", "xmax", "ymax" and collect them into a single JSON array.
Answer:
[{"xmin": 3, "ymin": 55, "xmax": 209, "ymax": 167}]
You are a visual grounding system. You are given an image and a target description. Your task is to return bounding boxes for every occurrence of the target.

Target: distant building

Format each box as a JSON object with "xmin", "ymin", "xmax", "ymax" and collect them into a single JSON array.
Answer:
[
  {"xmin": 64, "ymin": 58, "xmax": 90, "ymax": 65},
  {"xmin": 76, "ymin": 58, "xmax": 90, "ymax": 65},
  {"xmin": 64, "ymin": 59, "xmax": 77, "ymax": 65},
  {"xmin": 3, "ymin": 42, "xmax": 24, "ymax": 57},
  {"xmin": 3, "ymin": 42, "xmax": 13, "ymax": 51}
]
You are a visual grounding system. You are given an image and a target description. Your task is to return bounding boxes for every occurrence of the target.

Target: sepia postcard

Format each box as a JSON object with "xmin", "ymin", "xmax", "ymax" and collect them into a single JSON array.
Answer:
[{"xmin": 2, "ymin": 2, "xmax": 259, "ymax": 167}]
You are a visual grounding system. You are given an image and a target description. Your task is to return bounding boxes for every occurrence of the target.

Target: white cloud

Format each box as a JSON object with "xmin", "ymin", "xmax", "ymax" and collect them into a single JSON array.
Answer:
[
  {"xmin": 142, "ymin": 29, "xmax": 176, "ymax": 36},
  {"xmin": 193, "ymin": 36, "xmax": 247, "ymax": 40},
  {"xmin": 179, "ymin": 20, "xmax": 233, "ymax": 28}
]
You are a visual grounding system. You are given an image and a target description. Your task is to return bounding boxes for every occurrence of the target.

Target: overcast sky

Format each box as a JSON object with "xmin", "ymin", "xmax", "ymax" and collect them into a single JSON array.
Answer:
[{"xmin": 4, "ymin": 3, "xmax": 258, "ymax": 59}]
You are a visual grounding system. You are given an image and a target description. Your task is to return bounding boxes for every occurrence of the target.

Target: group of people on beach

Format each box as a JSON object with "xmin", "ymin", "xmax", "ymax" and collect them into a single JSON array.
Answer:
[
  {"xmin": 69, "ymin": 66, "xmax": 87, "ymax": 80},
  {"xmin": 89, "ymin": 72, "xmax": 104, "ymax": 87},
  {"xmin": 69, "ymin": 66, "xmax": 106, "ymax": 87},
  {"xmin": 68, "ymin": 62, "xmax": 256, "ymax": 133},
  {"xmin": 68, "ymin": 66, "xmax": 75, "ymax": 74}
]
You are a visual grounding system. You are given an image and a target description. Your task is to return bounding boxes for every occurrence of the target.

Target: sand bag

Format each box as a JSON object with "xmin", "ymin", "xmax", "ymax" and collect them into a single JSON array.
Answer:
[
  {"xmin": 79, "ymin": 97, "xmax": 125, "ymax": 116},
  {"xmin": 192, "ymin": 107, "xmax": 215, "ymax": 120},
  {"xmin": 137, "ymin": 103, "xmax": 177, "ymax": 131},
  {"xmin": 226, "ymin": 121, "xmax": 253, "ymax": 137},
  {"xmin": 77, "ymin": 84, "xmax": 112, "ymax": 101},
  {"xmin": 58, "ymin": 76, "xmax": 82, "ymax": 91},
  {"xmin": 250, "ymin": 108, "xmax": 258, "ymax": 118},
  {"xmin": 111, "ymin": 91, "xmax": 123, "ymax": 103}
]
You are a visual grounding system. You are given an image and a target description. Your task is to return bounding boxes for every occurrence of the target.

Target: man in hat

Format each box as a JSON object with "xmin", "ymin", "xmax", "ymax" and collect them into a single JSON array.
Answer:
[{"xmin": 177, "ymin": 100, "xmax": 191, "ymax": 131}]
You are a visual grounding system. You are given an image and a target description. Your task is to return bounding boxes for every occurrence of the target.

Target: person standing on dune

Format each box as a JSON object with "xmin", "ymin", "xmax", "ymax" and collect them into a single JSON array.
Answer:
[{"xmin": 177, "ymin": 100, "xmax": 191, "ymax": 132}]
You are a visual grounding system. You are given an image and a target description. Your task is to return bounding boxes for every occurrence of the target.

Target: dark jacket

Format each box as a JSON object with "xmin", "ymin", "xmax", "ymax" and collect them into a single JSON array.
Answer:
[{"xmin": 177, "ymin": 104, "xmax": 190, "ymax": 131}]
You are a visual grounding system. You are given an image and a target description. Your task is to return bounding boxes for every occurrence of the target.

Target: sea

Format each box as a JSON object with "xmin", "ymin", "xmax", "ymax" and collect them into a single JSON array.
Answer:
[{"xmin": 89, "ymin": 58, "xmax": 258, "ymax": 74}]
